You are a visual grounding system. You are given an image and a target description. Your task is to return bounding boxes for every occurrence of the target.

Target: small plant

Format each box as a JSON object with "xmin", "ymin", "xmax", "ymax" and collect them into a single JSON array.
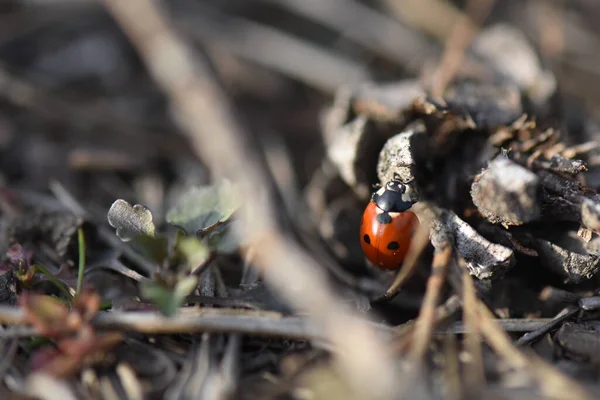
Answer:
[
  {"xmin": 2, "ymin": 243, "xmax": 75, "ymax": 302},
  {"xmin": 22, "ymin": 289, "xmax": 123, "ymax": 377},
  {"xmin": 4, "ymin": 216, "xmax": 121, "ymax": 377},
  {"xmin": 107, "ymin": 179, "xmax": 243, "ymax": 316}
]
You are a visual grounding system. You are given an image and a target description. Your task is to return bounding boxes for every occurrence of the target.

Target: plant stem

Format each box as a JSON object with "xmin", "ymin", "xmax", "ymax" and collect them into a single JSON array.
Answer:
[
  {"xmin": 33, "ymin": 264, "xmax": 74, "ymax": 301},
  {"xmin": 76, "ymin": 228, "xmax": 86, "ymax": 299}
]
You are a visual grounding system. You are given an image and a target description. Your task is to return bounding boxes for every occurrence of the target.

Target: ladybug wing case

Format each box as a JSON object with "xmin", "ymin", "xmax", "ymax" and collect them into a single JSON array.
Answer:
[{"xmin": 360, "ymin": 202, "xmax": 419, "ymax": 270}]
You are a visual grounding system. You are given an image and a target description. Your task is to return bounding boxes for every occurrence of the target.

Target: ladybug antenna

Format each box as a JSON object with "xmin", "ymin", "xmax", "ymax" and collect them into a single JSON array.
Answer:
[{"xmin": 392, "ymin": 172, "xmax": 402, "ymax": 182}]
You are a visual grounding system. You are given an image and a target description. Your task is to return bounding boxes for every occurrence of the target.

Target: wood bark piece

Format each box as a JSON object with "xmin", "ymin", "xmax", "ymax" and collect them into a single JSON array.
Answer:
[
  {"xmin": 471, "ymin": 156, "xmax": 540, "ymax": 226},
  {"xmin": 352, "ymin": 80, "xmax": 425, "ymax": 123},
  {"xmin": 533, "ymin": 238, "xmax": 600, "ymax": 284},
  {"xmin": 581, "ymin": 197, "xmax": 600, "ymax": 233},
  {"xmin": 325, "ymin": 116, "xmax": 388, "ymax": 199},
  {"xmin": 322, "ymin": 81, "xmax": 428, "ymax": 198},
  {"xmin": 436, "ymin": 209, "xmax": 515, "ymax": 279},
  {"xmin": 530, "ymin": 169, "xmax": 595, "ymax": 224},
  {"xmin": 322, "ymin": 80, "xmax": 424, "ymax": 138},
  {"xmin": 376, "ymin": 122, "xmax": 425, "ymax": 186},
  {"xmin": 509, "ymin": 151, "xmax": 588, "ymax": 176},
  {"xmin": 443, "ymin": 82, "xmax": 523, "ymax": 129},
  {"xmin": 555, "ymin": 323, "xmax": 600, "ymax": 364}
]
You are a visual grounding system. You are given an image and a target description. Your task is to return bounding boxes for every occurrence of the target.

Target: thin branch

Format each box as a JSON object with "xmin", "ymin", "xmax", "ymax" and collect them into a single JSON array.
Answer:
[
  {"xmin": 514, "ymin": 307, "xmax": 579, "ymax": 347},
  {"xmin": 0, "ymin": 305, "xmax": 395, "ymax": 346},
  {"xmin": 0, "ymin": 307, "xmax": 27, "ymax": 325},
  {"xmin": 0, "ymin": 327, "xmax": 39, "ymax": 339},
  {"xmin": 92, "ymin": 310, "xmax": 327, "ymax": 342},
  {"xmin": 436, "ymin": 318, "xmax": 555, "ymax": 335}
]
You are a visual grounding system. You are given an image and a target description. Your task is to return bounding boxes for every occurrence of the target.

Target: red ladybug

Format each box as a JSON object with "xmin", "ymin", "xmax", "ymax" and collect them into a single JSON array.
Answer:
[{"xmin": 359, "ymin": 176, "xmax": 419, "ymax": 270}]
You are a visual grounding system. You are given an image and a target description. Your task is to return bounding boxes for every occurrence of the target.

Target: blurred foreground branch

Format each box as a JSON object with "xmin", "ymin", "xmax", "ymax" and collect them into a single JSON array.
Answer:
[{"xmin": 99, "ymin": 0, "xmax": 398, "ymax": 399}]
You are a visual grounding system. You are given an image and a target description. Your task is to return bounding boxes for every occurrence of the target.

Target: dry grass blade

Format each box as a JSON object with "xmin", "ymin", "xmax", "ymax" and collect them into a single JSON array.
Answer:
[
  {"xmin": 219, "ymin": 334, "xmax": 242, "ymax": 398},
  {"xmin": 460, "ymin": 260, "xmax": 485, "ymax": 393},
  {"xmin": 115, "ymin": 363, "xmax": 144, "ymax": 400},
  {"xmin": 25, "ymin": 373, "xmax": 77, "ymax": 400},
  {"xmin": 442, "ymin": 334, "xmax": 463, "ymax": 400},
  {"xmin": 99, "ymin": 1, "xmax": 398, "ymax": 399},
  {"xmin": 392, "ymin": 294, "xmax": 461, "ymax": 355},
  {"xmin": 408, "ymin": 244, "xmax": 452, "ymax": 361},
  {"xmin": 429, "ymin": 0, "xmax": 496, "ymax": 97},
  {"xmin": 381, "ymin": 0, "xmax": 461, "ymax": 41},
  {"xmin": 536, "ymin": 0, "xmax": 565, "ymax": 59},
  {"xmin": 175, "ymin": 3, "xmax": 369, "ymax": 94},
  {"xmin": 374, "ymin": 210, "xmax": 432, "ymax": 302},
  {"xmin": 271, "ymin": 0, "xmax": 436, "ymax": 72},
  {"xmin": 475, "ymin": 295, "xmax": 594, "ymax": 400}
]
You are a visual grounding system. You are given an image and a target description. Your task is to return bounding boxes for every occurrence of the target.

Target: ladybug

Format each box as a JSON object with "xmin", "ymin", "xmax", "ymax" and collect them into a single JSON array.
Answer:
[{"xmin": 359, "ymin": 176, "xmax": 420, "ymax": 270}]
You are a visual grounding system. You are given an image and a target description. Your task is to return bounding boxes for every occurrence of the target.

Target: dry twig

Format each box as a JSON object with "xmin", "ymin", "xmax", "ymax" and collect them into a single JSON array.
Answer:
[{"xmin": 409, "ymin": 242, "xmax": 452, "ymax": 361}]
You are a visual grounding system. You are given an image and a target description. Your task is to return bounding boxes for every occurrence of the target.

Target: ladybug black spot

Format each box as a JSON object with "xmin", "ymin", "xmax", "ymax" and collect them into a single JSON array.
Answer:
[
  {"xmin": 363, "ymin": 234, "xmax": 371, "ymax": 244},
  {"xmin": 387, "ymin": 241, "xmax": 400, "ymax": 250},
  {"xmin": 376, "ymin": 212, "xmax": 393, "ymax": 224}
]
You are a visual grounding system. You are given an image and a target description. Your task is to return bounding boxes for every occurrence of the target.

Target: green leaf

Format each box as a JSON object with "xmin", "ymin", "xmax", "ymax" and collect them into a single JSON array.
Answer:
[
  {"xmin": 139, "ymin": 282, "xmax": 173, "ymax": 316},
  {"xmin": 107, "ymin": 199, "xmax": 156, "ymax": 242},
  {"xmin": 33, "ymin": 264, "xmax": 73, "ymax": 301},
  {"xmin": 176, "ymin": 237, "xmax": 211, "ymax": 272},
  {"xmin": 140, "ymin": 276, "xmax": 198, "ymax": 317},
  {"xmin": 130, "ymin": 235, "xmax": 169, "ymax": 265},
  {"xmin": 76, "ymin": 228, "xmax": 85, "ymax": 300},
  {"xmin": 165, "ymin": 180, "xmax": 241, "ymax": 235},
  {"xmin": 174, "ymin": 275, "xmax": 200, "ymax": 303}
]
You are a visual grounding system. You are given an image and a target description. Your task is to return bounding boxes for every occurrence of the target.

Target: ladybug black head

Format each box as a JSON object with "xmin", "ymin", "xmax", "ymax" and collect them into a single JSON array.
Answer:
[{"xmin": 372, "ymin": 176, "xmax": 417, "ymax": 212}]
